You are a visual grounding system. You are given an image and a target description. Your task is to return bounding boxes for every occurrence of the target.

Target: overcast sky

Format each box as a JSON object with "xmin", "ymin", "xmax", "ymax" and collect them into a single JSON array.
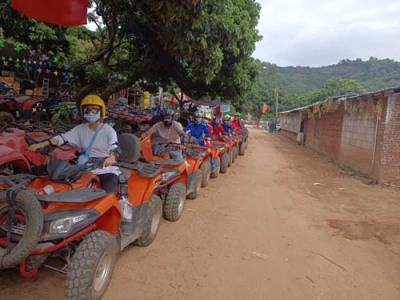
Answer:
[{"xmin": 253, "ymin": 0, "xmax": 400, "ymax": 67}]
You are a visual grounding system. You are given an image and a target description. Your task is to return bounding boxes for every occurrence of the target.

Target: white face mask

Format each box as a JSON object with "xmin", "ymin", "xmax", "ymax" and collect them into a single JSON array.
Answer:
[{"xmin": 84, "ymin": 112, "xmax": 101, "ymax": 123}]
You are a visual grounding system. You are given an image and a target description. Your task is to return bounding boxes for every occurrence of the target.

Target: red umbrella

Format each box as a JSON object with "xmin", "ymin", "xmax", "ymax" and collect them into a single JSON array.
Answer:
[{"xmin": 11, "ymin": 0, "xmax": 88, "ymax": 26}]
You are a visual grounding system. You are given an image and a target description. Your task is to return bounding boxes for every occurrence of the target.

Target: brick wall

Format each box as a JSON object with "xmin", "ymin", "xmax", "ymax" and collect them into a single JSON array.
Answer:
[
  {"xmin": 378, "ymin": 93, "xmax": 400, "ymax": 186},
  {"xmin": 305, "ymin": 106, "xmax": 344, "ymax": 160},
  {"xmin": 279, "ymin": 90, "xmax": 400, "ymax": 186},
  {"xmin": 339, "ymin": 105, "xmax": 378, "ymax": 175}
]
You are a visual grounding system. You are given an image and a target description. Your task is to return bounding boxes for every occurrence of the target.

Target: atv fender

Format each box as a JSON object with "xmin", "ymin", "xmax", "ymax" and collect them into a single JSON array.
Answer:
[
  {"xmin": 93, "ymin": 194, "xmax": 122, "ymax": 236},
  {"xmin": 0, "ymin": 145, "xmax": 31, "ymax": 171}
]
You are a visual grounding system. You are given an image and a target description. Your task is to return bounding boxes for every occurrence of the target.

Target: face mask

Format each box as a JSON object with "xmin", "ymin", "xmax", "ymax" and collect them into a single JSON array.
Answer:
[
  {"xmin": 163, "ymin": 120, "xmax": 173, "ymax": 127},
  {"xmin": 84, "ymin": 112, "xmax": 101, "ymax": 123}
]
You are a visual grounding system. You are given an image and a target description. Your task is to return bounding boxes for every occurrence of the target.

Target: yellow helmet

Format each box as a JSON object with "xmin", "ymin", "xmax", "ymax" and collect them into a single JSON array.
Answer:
[{"xmin": 80, "ymin": 95, "xmax": 106, "ymax": 117}]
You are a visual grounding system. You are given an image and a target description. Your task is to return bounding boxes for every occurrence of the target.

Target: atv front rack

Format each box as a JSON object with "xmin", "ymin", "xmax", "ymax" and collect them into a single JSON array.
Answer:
[
  {"xmin": 115, "ymin": 161, "xmax": 162, "ymax": 178},
  {"xmin": 0, "ymin": 174, "xmax": 35, "ymax": 189}
]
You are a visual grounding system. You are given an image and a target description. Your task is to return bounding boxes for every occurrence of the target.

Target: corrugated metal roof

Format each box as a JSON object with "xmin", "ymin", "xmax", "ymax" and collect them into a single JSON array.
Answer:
[{"xmin": 278, "ymin": 86, "xmax": 400, "ymax": 115}]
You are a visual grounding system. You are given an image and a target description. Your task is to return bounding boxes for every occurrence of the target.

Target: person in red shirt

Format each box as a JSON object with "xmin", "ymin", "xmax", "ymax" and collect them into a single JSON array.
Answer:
[
  {"xmin": 210, "ymin": 117, "xmax": 227, "ymax": 137},
  {"xmin": 231, "ymin": 112, "xmax": 244, "ymax": 134}
]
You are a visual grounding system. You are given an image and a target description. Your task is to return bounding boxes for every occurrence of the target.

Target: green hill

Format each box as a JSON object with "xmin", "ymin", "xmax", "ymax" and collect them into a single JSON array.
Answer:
[{"xmin": 277, "ymin": 57, "xmax": 400, "ymax": 94}]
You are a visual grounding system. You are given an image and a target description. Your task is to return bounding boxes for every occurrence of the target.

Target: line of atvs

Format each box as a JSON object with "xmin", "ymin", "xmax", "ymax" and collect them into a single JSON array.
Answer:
[{"xmin": 0, "ymin": 118, "xmax": 248, "ymax": 299}]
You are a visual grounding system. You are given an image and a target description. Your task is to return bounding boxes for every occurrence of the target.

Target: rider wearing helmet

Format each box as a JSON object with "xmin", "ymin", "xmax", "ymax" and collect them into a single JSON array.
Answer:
[
  {"xmin": 184, "ymin": 111, "xmax": 210, "ymax": 147},
  {"xmin": 231, "ymin": 112, "xmax": 244, "ymax": 133},
  {"xmin": 222, "ymin": 114, "xmax": 234, "ymax": 136},
  {"xmin": 210, "ymin": 117, "xmax": 226, "ymax": 137},
  {"xmin": 141, "ymin": 108, "xmax": 185, "ymax": 161},
  {"xmin": 29, "ymin": 95, "xmax": 121, "ymax": 193}
]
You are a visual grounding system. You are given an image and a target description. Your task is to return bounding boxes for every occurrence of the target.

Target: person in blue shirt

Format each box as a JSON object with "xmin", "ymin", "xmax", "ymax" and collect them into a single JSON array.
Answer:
[
  {"xmin": 222, "ymin": 115, "xmax": 234, "ymax": 136},
  {"xmin": 184, "ymin": 111, "xmax": 210, "ymax": 147}
]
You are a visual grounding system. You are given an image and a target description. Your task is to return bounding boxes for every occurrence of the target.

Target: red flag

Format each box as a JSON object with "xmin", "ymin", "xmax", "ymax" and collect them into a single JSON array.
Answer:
[
  {"xmin": 170, "ymin": 96, "xmax": 176, "ymax": 106},
  {"xmin": 11, "ymin": 0, "xmax": 88, "ymax": 26},
  {"xmin": 261, "ymin": 103, "xmax": 269, "ymax": 114}
]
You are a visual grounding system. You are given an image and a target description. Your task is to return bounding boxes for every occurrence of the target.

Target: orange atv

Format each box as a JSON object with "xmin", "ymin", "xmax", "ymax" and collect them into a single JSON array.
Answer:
[
  {"xmin": 0, "ymin": 133, "xmax": 163, "ymax": 299},
  {"xmin": 140, "ymin": 135, "xmax": 203, "ymax": 221},
  {"xmin": 211, "ymin": 136, "xmax": 233, "ymax": 174},
  {"xmin": 184, "ymin": 143, "xmax": 219, "ymax": 187}
]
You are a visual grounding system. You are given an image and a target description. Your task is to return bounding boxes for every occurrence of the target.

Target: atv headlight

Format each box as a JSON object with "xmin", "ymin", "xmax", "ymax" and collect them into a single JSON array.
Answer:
[
  {"xmin": 219, "ymin": 146, "xmax": 225, "ymax": 152},
  {"xmin": 41, "ymin": 209, "xmax": 99, "ymax": 241},
  {"xmin": 49, "ymin": 214, "xmax": 88, "ymax": 234},
  {"xmin": 161, "ymin": 171, "xmax": 180, "ymax": 184}
]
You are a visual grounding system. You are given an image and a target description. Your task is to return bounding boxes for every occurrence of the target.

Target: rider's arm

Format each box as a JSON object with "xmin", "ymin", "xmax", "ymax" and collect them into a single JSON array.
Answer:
[
  {"xmin": 28, "ymin": 137, "xmax": 59, "ymax": 152},
  {"xmin": 104, "ymin": 126, "xmax": 120, "ymax": 167},
  {"xmin": 203, "ymin": 124, "xmax": 210, "ymax": 138},
  {"xmin": 140, "ymin": 122, "xmax": 159, "ymax": 139}
]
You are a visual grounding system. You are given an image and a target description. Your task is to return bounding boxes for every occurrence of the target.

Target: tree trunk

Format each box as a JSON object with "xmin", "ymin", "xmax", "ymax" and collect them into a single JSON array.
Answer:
[{"xmin": 99, "ymin": 78, "xmax": 135, "ymax": 104}]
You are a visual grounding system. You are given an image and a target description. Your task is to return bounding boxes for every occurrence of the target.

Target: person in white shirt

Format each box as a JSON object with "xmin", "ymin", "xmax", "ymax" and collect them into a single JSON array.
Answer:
[{"xmin": 29, "ymin": 95, "xmax": 121, "ymax": 193}]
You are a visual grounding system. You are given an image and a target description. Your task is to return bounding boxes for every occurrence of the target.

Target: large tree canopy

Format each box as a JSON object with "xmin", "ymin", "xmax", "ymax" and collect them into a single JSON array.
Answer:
[{"xmin": 1, "ymin": 0, "xmax": 262, "ymax": 104}]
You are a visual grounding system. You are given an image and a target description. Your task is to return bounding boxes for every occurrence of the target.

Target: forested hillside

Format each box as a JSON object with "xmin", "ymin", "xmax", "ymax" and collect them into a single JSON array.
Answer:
[{"xmin": 278, "ymin": 57, "xmax": 400, "ymax": 94}]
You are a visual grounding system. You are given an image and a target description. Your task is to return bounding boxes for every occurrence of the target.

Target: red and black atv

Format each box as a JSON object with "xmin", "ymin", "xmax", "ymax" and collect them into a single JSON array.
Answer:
[
  {"xmin": 0, "ymin": 126, "xmax": 77, "ymax": 176},
  {"xmin": 0, "ymin": 90, "xmax": 49, "ymax": 125}
]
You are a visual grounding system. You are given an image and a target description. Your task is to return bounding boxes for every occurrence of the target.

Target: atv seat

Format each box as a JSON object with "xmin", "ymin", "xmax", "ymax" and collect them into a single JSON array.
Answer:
[{"xmin": 13, "ymin": 96, "xmax": 31, "ymax": 104}]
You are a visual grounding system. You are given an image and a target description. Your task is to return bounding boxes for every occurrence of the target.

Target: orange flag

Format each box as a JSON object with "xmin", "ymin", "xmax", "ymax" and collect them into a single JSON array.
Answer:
[
  {"xmin": 11, "ymin": 0, "xmax": 88, "ymax": 26},
  {"xmin": 261, "ymin": 103, "xmax": 269, "ymax": 114}
]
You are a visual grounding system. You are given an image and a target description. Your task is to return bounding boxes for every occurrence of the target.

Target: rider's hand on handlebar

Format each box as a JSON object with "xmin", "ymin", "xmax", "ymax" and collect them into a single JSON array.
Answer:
[
  {"xmin": 29, "ymin": 141, "xmax": 48, "ymax": 152},
  {"xmin": 103, "ymin": 154, "xmax": 116, "ymax": 168}
]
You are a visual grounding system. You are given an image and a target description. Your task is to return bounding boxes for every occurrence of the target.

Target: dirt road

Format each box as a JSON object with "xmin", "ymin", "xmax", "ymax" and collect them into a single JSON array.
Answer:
[{"xmin": 2, "ymin": 128, "xmax": 400, "ymax": 300}]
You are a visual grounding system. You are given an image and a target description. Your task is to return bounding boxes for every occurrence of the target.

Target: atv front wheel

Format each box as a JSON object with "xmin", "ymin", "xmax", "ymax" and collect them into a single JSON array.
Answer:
[
  {"xmin": 135, "ymin": 195, "xmax": 162, "ymax": 247},
  {"xmin": 220, "ymin": 153, "xmax": 229, "ymax": 173},
  {"xmin": 200, "ymin": 161, "xmax": 211, "ymax": 187},
  {"xmin": 0, "ymin": 190, "xmax": 43, "ymax": 269},
  {"xmin": 65, "ymin": 231, "xmax": 119, "ymax": 300},
  {"xmin": 164, "ymin": 182, "xmax": 186, "ymax": 221}
]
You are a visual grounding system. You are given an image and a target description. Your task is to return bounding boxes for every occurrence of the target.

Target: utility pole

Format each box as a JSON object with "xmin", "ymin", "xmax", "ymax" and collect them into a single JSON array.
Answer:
[{"xmin": 274, "ymin": 87, "xmax": 279, "ymax": 120}]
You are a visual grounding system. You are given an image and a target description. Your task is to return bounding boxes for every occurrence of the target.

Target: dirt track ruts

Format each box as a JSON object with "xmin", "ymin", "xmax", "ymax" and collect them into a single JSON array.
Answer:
[{"xmin": 1, "ymin": 128, "xmax": 400, "ymax": 300}]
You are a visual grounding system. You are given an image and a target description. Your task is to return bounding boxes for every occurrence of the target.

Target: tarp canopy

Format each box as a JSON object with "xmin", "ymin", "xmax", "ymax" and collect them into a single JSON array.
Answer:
[
  {"xmin": 193, "ymin": 96, "xmax": 222, "ymax": 107},
  {"xmin": 11, "ymin": 0, "xmax": 88, "ymax": 26}
]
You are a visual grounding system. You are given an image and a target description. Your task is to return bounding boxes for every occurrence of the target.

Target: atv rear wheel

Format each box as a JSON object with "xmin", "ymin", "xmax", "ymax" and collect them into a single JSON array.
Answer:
[
  {"xmin": 200, "ymin": 161, "xmax": 211, "ymax": 187},
  {"xmin": 0, "ymin": 190, "xmax": 43, "ymax": 269},
  {"xmin": 233, "ymin": 146, "xmax": 239, "ymax": 161},
  {"xmin": 65, "ymin": 231, "xmax": 118, "ymax": 300},
  {"xmin": 135, "ymin": 195, "xmax": 162, "ymax": 247},
  {"xmin": 220, "ymin": 153, "xmax": 229, "ymax": 173},
  {"xmin": 239, "ymin": 142, "xmax": 246, "ymax": 156},
  {"xmin": 228, "ymin": 151, "xmax": 233, "ymax": 167},
  {"xmin": 32, "ymin": 111, "xmax": 50, "ymax": 123},
  {"xmin": 187, "ymin": 170, "xmax": 202, "ymax": 200},
  {"xmin": 210, "ymin": 157, "xmax": 220, "ymax": 179},
  {"xmin": 164, "ymin": 182, "xmax": 186, "ymax": 221}
]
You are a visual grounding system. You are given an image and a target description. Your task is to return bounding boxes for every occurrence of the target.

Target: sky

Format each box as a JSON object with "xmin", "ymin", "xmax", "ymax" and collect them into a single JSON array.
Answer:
[{"xmin": 253, "ymin": 0, "xmax": 400, "ymax": 67}]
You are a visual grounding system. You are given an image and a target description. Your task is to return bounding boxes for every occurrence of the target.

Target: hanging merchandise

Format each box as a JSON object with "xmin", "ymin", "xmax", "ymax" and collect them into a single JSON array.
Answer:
[
  {"xmin": 143, "ymin": 91, "xmax": 150, "ymax": 109},
  {"xmin": 220, "ymin": 104, "xmax": 230, "ymax": 113}
]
